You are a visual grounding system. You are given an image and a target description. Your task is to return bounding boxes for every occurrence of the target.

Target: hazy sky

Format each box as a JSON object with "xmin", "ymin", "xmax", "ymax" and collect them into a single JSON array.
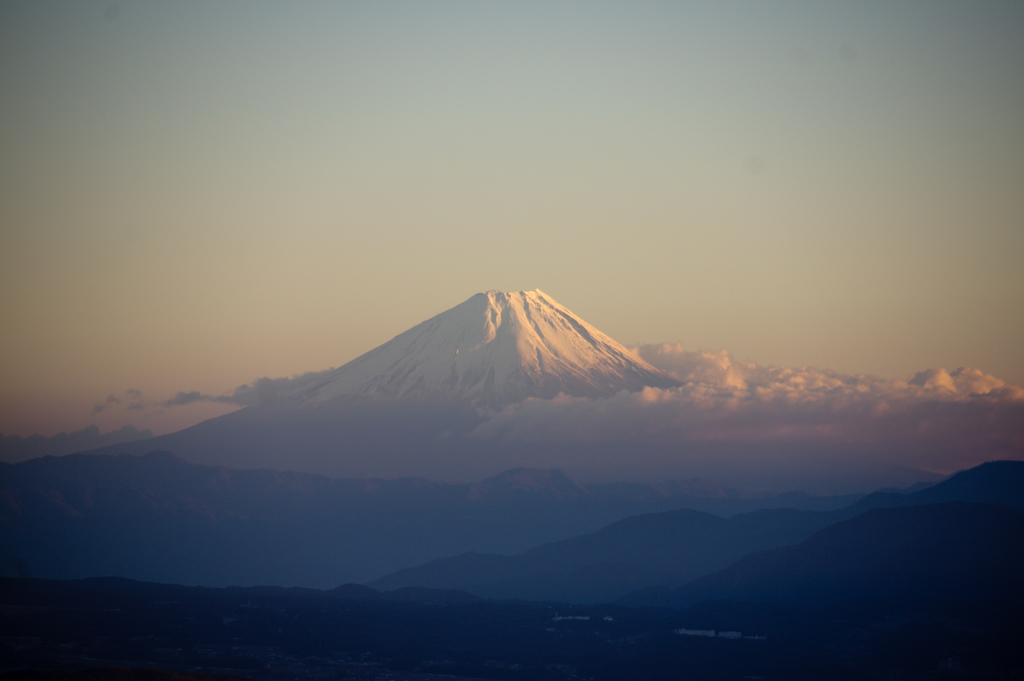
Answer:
[{"xmin": 2, "ymin": 0, "xmax": 1022, "ymax": 437}]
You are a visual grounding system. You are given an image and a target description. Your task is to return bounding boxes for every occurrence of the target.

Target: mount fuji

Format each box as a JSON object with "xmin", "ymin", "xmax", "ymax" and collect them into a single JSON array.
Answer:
[
  {"xmin": 79, "ymin": 290, "xmax": 684, "ymax": 480},
  {"xmin": 292, "ymin": 290, "xmax": 679, "ymax": 407}
]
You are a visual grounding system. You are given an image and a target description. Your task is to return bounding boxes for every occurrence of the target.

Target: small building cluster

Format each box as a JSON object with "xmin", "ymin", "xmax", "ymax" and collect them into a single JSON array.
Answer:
[{"xmin": 674, "ymin": 628, "xmax": 766, "ymax": 640}]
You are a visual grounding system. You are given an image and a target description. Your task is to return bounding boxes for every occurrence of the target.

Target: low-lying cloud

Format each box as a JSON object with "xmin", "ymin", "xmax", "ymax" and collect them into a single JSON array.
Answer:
[
  {"xmin": 97, "ymin": 371, "xmax": 337, "ymax": 424},
  {"xmin": 634, "ymin": 344, "xmax": 1023, "ymax": 403},
  {"xmin": 469, "ymin": 344, "xmax": 1023, "ymax": 476}
]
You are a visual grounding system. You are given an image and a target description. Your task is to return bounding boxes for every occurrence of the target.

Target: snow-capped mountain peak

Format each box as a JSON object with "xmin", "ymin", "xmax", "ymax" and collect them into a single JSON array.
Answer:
[{"xmin": 293, "ymin": 289, "xmax": 680, "ymax": 406}]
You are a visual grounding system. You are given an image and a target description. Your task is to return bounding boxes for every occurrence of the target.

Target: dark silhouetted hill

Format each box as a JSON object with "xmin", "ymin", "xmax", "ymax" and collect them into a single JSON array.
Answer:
[
  {"xmin": 369, "ymin": 506, "xmax": 845, "ymax": 603},
  {"xmin": 626, "ymin": 501, "xmax": 1024, "ymax": 608},
  {"xmin": 0, "ymin": 669, "xmax": 250, "ymax": 681},
  {"xmin": 846, "ymin": 459, "xmax": 1024, "ymax": 513},
  {"xmin": 3, "ymin": 574, "xmax": 1022, "ymax": 680}
]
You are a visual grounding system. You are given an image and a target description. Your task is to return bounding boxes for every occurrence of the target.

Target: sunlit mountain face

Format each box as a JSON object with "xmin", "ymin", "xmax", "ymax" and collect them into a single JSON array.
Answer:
[{"xmin": 289, "ymin": 289, "xmax": 680, "ymax": 407}]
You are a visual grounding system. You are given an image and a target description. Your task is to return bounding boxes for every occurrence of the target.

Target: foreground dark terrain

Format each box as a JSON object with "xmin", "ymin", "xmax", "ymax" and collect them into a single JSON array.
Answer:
[
  {"xmin": 4, "ymin": 461, "xmax": 1021, "ymax": 679},
  {"xmin": 2, "ymin": 576, "xmax": 1023, "ymax": 681},
  {"xmin": 5, "ymin": 496, "xmax": 1022, "ymax": 680}
]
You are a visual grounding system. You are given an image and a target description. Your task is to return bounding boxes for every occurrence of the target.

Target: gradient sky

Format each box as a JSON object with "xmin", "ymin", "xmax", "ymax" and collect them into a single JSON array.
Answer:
[{"xmin": 1, "ymin": 0, "xmax": 1022, "ymax": 438}]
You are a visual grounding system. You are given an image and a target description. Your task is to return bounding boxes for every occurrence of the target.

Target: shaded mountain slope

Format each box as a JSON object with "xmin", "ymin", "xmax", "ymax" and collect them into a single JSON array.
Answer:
[
  {"xmin": 369, "ymin": 507, "xmax": 847, "ymax": 602},
  {"xmin": 846, "ymin": 459, "xmax": 1024, "ymax": 513},
  {"xmin": 645, "ymin": 502, "xmax": 1024, "ymax": 608}
]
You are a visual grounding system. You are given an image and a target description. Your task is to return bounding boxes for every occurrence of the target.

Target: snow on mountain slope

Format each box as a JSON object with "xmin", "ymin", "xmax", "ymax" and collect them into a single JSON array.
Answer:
[{"xmin": 292, "ymin": 290, "xmax": 680, "ymax": 407}]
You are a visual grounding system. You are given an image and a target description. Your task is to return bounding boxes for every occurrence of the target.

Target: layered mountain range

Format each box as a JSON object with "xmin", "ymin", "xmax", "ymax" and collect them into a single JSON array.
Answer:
[
  {"xmin": 4, "ymin": 453, "xmax": 1020, "ymax": 608},
  {"xmin": 0, "ymin": 452, "xmax": 864, "ymax": 587},
  {"xmin": 371, "ymin": 460, "xmax": 1023, "ymax": 605}
]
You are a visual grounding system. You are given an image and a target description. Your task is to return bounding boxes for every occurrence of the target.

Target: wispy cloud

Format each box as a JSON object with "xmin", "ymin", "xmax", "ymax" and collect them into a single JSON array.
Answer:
[
  {"xmin": 93, "ymin": 388, "xmax": 152, "ymax": 413},
  {"xmin": 92, "ymin": 394, "xmax": 122, "ymax": 414},
  {"xmin": 124, "ymin": 388, "xmax": 146, "ymax": 411},
  {"xmin": 161, "ymin": 369, "xmax": 336, "ymax": 409},
  {"xmin": 163, "ymin": 391, "xmax": 208, "ymax": 407}
]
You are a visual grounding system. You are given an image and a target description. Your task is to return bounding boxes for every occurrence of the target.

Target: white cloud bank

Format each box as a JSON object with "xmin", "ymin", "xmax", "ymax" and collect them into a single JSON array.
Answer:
[
  {"xmin": 469, "ymin": 344, "xmax": 1024, "ymax": 476},
  {"xmin": 635, "ymin": 344, "xmax": 1023, "ymax": 404}
]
